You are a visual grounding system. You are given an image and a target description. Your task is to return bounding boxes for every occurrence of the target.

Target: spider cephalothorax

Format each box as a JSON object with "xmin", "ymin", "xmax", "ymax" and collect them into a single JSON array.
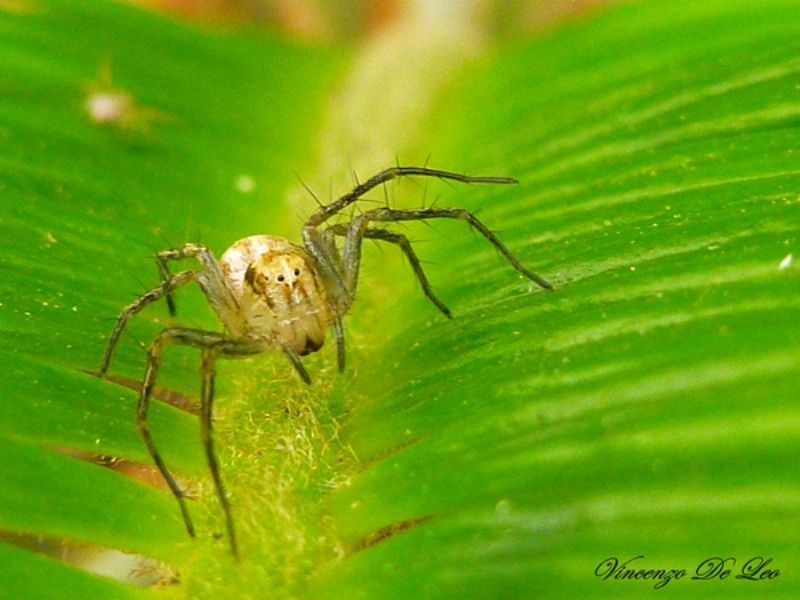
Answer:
[
  {"xmin": 98, "ymin": 166, "xmax": 553, "ymax": 558},
  {"xmin": 221, "ymin": 235, "xmax": 331, "ymax": 355}
]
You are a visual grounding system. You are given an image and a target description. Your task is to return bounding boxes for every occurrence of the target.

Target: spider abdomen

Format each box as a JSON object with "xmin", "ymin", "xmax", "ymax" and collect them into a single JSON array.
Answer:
[{"xmin": 220, "ymin": 235, "xmax": 331, "ymax": 354}]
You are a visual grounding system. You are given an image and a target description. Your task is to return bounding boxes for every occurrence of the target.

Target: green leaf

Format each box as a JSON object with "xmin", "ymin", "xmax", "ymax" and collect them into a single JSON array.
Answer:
[
  {"xmin": 311, "ymin": 1, "xmax": 800, "ymax": 599},
  {"xmin": 2, "ymin": 0, "xmax": 799, "ymax": 598}
]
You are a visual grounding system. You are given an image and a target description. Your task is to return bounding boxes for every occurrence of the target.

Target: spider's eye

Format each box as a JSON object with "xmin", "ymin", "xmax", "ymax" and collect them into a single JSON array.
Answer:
[
  {"xmin": 294, "ymin": 268, "xmax": 301, "ymax": 276},
  {"xmin": 277, "ymin": 274, "xmax": 285, "ymax": 282}
]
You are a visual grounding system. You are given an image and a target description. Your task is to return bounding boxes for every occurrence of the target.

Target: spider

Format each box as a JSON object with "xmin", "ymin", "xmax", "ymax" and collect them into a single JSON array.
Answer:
[{"xmin": 98, "ymin": 166, "xmax": 553, "ymax": 558}]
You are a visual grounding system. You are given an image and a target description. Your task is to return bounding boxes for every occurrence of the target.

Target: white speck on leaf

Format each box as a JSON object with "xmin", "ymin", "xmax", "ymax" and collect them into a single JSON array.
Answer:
[
  {"xmin": 86, "ymin": 91, "xmax": 133, "ymax": 124},
  {"xmin": 779, "ymin": 253, "xmax": 793, "ymax": 270},
  {"xmin": 83, "ymin": 61, "xmax": 165, "ymax": 132},
  {"xmin": 235, "ymin": 175, "xmax": 256, "ymax": 193}
]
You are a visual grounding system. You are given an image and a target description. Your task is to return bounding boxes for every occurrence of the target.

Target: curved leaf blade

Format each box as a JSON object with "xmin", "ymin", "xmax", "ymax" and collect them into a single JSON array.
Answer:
[{"xmin": 314, "ymin": 1, "xmax": 800, "ymax": 598}]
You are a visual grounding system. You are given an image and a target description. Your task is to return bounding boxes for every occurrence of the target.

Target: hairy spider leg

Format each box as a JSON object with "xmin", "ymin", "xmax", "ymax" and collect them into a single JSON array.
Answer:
[
  {"xmin": 138, "ymin": 329, "xmax": 196, "ymax": 540},
  {"xmin": 303, "ymin": 228, "xmax": 348, "ymax": 372},
  {"xmin": 154, "ymin": 243, "xmax": 238, "ymax": 322},
  {"xmin": 199, "ymin": 348, "xmax": 228, "ymax": 553},
  {"xmin": 304, "ymin": 166, "xmax": 518, "ymax": 228},
  {"xmin": 99, "ymin": 269, "xmax": 195, "ymax": 376},
  {"xmin": 338, "ymin": 207, "xmax": 554, "ymax": 305},
  {"xmin": 301, "ymin": 166, "xmax": 520, "ymax": 335},
  {"xmin": 140, "ymin": 328, "xmax": 265, "ymax": 558},
  {"xmin": 326, "ymin": 223, "xmax": 453, "ymax": 318},
  {"xmin": 280, "ymin": 344, "xmax": 313, "ymax": 384}
]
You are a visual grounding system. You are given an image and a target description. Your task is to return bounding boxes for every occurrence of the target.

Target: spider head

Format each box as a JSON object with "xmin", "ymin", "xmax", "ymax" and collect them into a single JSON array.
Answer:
[
  {"xmin": 242, "ymin": 247, "xmax": 331, "ymax": 354},
  {"xmin": 245, "ymin": 252, "xmax": 306, "ymax": 294}
]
